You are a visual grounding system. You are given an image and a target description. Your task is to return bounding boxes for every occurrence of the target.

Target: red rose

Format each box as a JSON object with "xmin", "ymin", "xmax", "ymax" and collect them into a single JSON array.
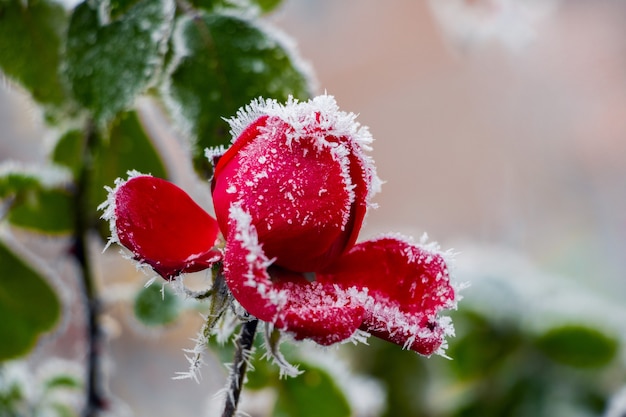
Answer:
[{"xmin": 102, "ymin": 95, "xmax": 457, "ymax": 355}]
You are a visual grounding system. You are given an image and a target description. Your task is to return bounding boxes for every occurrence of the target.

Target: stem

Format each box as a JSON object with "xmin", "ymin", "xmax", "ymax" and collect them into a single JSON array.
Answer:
[
  {"xmin": 74, "ymin": 120, "xmax": 106, "ymax": 417},
  {"xmin": 221, "ymin": 318, "xmax": 259, "ymax": 417}
]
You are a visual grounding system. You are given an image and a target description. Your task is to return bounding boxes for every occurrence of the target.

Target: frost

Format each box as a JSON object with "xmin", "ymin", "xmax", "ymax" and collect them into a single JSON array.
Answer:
[
  {"xmin": 98, "ymin": 169, "xmax": 145, "ymax": 253},
  {"xmin": 173, "ymin": 315, "xmax": 212, "ymax": 383},
  {"xmin": 261, "ymin": 324, "xmax": 303, "ymax": 378},
  {"xmin": 228, "ymin": 204, "xmax": 286, "ymax": 309},
  {"xmin": 0, "ymin": 358, "xmax": 84, "ymax": 415},
  {"xmin": 0, "ymin": 160, "xmax": 73, "ymax": 189},
  {"xmin": 162, "ymin": 10, "xmax": 316, "ymax": 150}
]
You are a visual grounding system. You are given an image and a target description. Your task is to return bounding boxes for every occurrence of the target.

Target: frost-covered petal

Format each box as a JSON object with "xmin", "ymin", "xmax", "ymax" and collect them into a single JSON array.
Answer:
[
  {"xmin": 223, "ymin": 205, "xmax": 365, "ymax": 345},
  {"xmin": 318, "ymin": 236, "xmax": 457, "ymax": 355},
  {"xmin": 271, "ymin": 274, "xmax": 366, "ymax": 346},
  {"xmin": 101, "ymin": 174, "xmax": 221, "ymax": 279},
  {"xmin": 212, "ymin": 95, "xmax": 380, "ymax": 272}
]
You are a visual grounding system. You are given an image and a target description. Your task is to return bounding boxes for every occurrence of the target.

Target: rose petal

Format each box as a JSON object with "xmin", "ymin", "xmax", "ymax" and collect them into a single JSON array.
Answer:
[
  {"xmin": 105, "ymin": 174, "xmax": 221, "ymax": 279},
  {"xmin": 318, "ymin": 236, "xmax": 456, "ymax": 355},
  {"xmin": 224, "ymin": 205, "xmax": 364, "ymax": 345},
  {"xmin": 212, "ymin": 95, "xmax": 380, "ymax": 272}
]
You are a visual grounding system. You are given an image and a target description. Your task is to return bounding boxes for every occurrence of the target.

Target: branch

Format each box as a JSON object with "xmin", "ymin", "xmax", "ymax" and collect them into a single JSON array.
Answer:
[
  {"xmin": 221, "ymin": 318, "xmax": 259, "ymax": 417},
  {"xmin": 73, "ymin": 120, "xmax": 106, "ymax": 417}
]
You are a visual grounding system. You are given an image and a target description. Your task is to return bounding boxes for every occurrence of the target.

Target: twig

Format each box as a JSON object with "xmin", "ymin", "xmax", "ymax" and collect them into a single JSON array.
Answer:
[
  {"xmin": 73, "ymin": 120, "xmax": 106, "ymax": 417},
  {"xmin": 221, "ymin": 318, "xmax": 259, "ymax": 417}
]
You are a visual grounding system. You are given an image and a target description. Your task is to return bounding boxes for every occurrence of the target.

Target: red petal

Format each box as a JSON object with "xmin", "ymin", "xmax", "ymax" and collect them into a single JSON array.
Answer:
[
  {"xmin": 318, "ymin": 236, "xmax": 456, "ymax": 355},
  {"xmin": 212, "ymin": 96, "xmax": 379, "ymax": 273},
  {"xmin": 110, "ymin": 175, "xmax": 221, "ymax": 279},
  {"xmin": 213, "ymin": 115, "xmax": 355, "ymax": 272},
  {"xmin": 224, "ymin": 206, "xmax": 364, "ymax": 345}
]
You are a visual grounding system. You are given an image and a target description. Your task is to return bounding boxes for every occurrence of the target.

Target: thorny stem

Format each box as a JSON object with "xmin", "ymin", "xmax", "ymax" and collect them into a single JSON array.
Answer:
[
  {"xmin": 74, "ymin": 120, "xmax": 106, "ymax": 417},
  {"xmin": 221, "ymin": 318, "xmax": 259, "ymax": 417}
]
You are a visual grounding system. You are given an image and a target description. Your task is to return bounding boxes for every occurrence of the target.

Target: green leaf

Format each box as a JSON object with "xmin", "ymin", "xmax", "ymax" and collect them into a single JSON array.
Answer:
[
  {"xmin": 7, "ymin": 188, "xmax": 74, "ymax": 234},
  {"xmin": 133, "ymin": 283, "xmax": 180, "ymax": 326},
  {"xmin": 189, "ymin": 0, "xmax": 283, "ymax": 14},
  {"xmin": 51, "ymin": 130, "xmax": 83, "ymax": 179},
  {"xmin": 65, "ymin": 0, "xmax": 174, "ymax": 121},
  {"xmin": 0, "ymin": 370, "xmax": 24, "ymax": 415},
  {"xmin": 447, "ymin": 310, "xmax": 523, "ymax": 379},
  {"xmin": 51, "ymin": 111, "xmax": 167, "ymax": 237},
  {"xmin": 49, "ymin": 402, "xmax": 79, "ymax": 417},
  {"xmin": 0, "ymin": 0, "xmax": 68, "ymax": 112},
  {"xmin": 164, "ymin": 12, "xmax": 311, "ymax": 173},
  {"xmin": 535, "ymin": 325, "xmax": 618, "ymax": 369},
  {"xmin": 253, "ymin": 0, "xmax": 282, "ymax": 13},
  {"xmin": 90, "ymin": 110, "xmax": 168, "ymax": 233},
  {"xmin": 0, "ymin": 239, "xmax": 61, "ymax": 361},
  {"xmin": 0, "ymin": 164, "xmax": 74, "ymax": 234},
  {"xmin": 44, "ymin": 374, "xmax": 82, "ymax": 391},
  {"xmin": 274, "ymin": 363, "xmax": 351, "ymax": 417}
]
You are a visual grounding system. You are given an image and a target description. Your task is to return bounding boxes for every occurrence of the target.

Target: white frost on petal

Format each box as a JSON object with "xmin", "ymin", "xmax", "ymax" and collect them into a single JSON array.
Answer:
[
  {"xmin": 228, "ymin": 204, "xmax": 287, "ymax": 310},
  {"xmin": 205, "ymin": 145, "xmax": 227, "ymax": 165},
  {"xmin": 364, "ymin": 233, "xmax": 461, "ymax": 357},
  {"xmin": 225, "ymin": 94, "xmax": 382, "ymax": 206},
  {"xmin": 98, "ymin": 169, "xmax": 146, "ymax": 253}
]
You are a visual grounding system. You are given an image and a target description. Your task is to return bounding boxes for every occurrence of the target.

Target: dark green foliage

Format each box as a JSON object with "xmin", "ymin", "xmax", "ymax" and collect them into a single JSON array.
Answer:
[
  {"xmin": 274, "ymin": 364, "xmax": 351, "ymax": 417},
  {"xmin": 7, "ymin": 188, "xmax": 74, "ymax": 234},
  {"xmin": 0, "ymin": 0, "xmax": 68, "ymax": 120},
  {"xmin": 165, "ymin": 12, "xmax": 311, "ymax": 173},
  {"xmin": 535, "ymin": 325, "xmax": 618, "ymax": 369},
  {"xmin": 65, "ymin": 0, "xmax": 173, "ymax": 121},
  {"xmin": 0, "ymin": 240, "xmax": 60, "ymax": 361},
  {"xmin": 134, "ymin": 283, "xmax": 181, "ymax": 326},
  {"xmin": 0, "ymin": 168, "xmax": 74, "ymax": 234},
  {"xmin": 190, "ymin": 0, "xmax": 283, "ymax": 14}
]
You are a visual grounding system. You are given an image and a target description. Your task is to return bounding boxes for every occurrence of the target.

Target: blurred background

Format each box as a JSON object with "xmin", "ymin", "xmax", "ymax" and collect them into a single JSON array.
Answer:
[{"xmin": 1, "ymin": 0, "xmax": 625, "ymax": 416}]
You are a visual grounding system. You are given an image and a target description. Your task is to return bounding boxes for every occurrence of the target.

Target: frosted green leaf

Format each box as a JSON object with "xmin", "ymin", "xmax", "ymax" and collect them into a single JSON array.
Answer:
[
  {"xmin": 65, "ymin": 0, "xmax": 174, "ymax": 121},
  {"xmin": 0, "ymin": 163, "xmax": 74, "ymax": 234},
  {"xmin": 164, "ymin": 12, "xmax": 312, "ymax": 173},
  {"xmin": 0, "ymin": 0, "xmax": 68, "ymax": 116},
  {"xmin": 7, "ymin": 189, "xmax": 74, "ymax": 234},
  {"xmin": 190, "ymin": 0, "xmax": 283, "ymax": 14},
  {"xmin": 134, "ymin": 284, "xmax": 180, "ymax": 326},
  {"xmin": 0, "ymin": 239, "xmax": 61, "ymax": 361},
  {"xmin": 535, "ymin": 325, "xmax": 618, "ymax": 369}
]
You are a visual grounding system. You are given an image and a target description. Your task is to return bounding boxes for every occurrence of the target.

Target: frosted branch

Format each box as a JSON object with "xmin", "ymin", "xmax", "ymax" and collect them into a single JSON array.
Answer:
[{"xmin": 221, "ymin": 318, "xmax": 258, "ymax": 417}]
